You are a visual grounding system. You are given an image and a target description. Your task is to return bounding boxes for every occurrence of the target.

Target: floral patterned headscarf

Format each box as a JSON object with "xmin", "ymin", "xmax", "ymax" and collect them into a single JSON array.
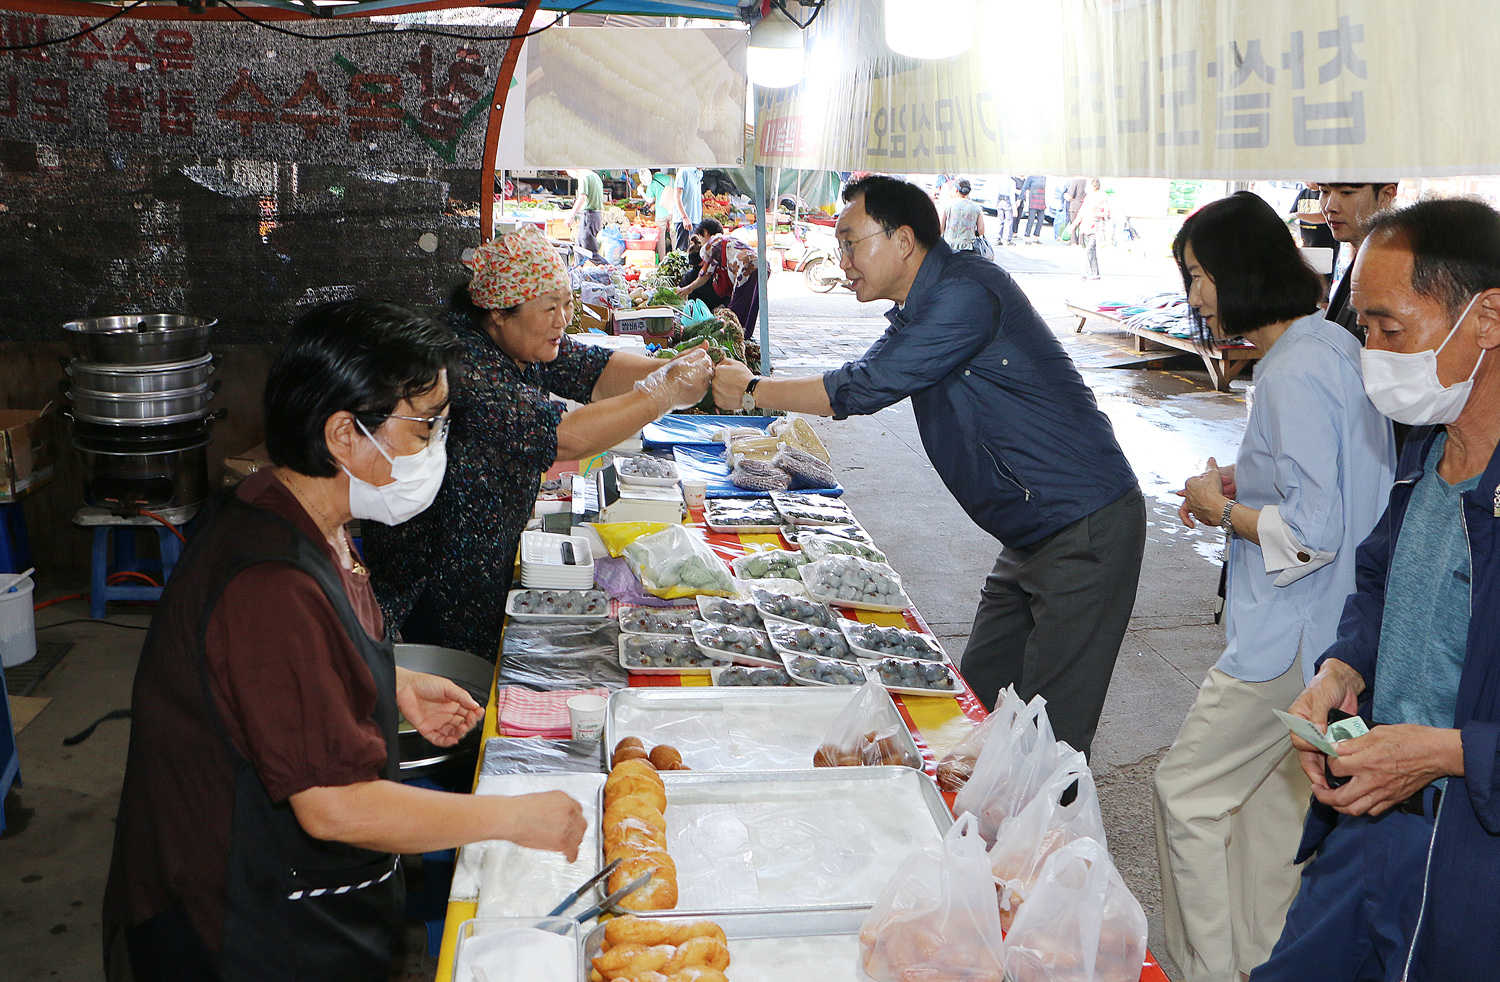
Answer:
[{"xmin": 464, "ymin": 224, "xmax": 572, "ymax": 310}]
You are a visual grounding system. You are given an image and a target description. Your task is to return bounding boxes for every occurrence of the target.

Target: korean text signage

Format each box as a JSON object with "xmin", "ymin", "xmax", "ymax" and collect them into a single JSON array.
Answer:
[
  {"xmin": 0, "ymin": 14, "xmax": 510, "ymax": 165},
  {"xmin": 755, "ymin": 0, "xmax": 1500, "ymax": 179}
]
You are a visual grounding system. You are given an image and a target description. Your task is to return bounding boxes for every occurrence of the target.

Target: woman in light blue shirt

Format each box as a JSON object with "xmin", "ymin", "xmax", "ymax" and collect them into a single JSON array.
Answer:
[{"xmin": 1152, "ymin": 192, "xmax": 1396, "ymax": 982}]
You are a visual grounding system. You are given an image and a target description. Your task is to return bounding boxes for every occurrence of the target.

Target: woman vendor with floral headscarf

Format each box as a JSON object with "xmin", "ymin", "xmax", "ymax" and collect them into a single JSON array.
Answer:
[{"xmin": 363, "ymin": 225, "xmax": 712, "ymax": 660}]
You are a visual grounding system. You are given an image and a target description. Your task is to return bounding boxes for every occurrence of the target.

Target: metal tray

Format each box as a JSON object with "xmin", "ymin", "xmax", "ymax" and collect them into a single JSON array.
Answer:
[
  {"xmin": 597, "ymin": 768, "xmax": 951, "ymax": 915},
  {"xmin": 579, "ymin": 907, "xmax": 870, "ymax": 982},
  {"xmin": 603, "ymin": 685, "xmax": 920, "ymax": 773}
]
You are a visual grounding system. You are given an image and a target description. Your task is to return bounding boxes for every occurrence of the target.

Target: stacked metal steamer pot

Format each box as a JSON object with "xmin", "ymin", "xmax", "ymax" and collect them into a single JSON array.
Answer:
[{"xmin": 60, "ymin": 315, "xmax": 220, "ymax": 519}]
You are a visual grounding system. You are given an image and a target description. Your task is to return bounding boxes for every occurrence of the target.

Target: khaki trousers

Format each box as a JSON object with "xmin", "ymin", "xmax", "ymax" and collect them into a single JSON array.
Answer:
[{"xmin": 1153, "ymin": 661, "xmax": 1312, "ymax": 982}]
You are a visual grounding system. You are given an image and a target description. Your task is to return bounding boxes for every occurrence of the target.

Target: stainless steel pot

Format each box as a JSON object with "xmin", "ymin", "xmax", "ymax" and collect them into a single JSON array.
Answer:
[
  {"xmin": 393, "ymin": 643, "xmax": 493, "ymax": 780},
  {"xmin": 73, "ymin": 439, "xmax": 210, "ymax": 511},
  {"xmin": 67, "ymin": 353, "xmax": 214, "ymax": 394},
  {"xmin": 68, "ymin": 382, "xmax": 215, "ymax": 424},
  {"xmin": 62, "ymin": 314, "xmax": 214, "ymax": 365}
]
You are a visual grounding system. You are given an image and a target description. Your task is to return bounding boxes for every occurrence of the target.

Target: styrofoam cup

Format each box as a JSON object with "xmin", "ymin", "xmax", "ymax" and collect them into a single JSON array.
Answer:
[
  {"xmin": 0, "ymin": 576, "xmax": 37, "ymax": 668},
  {"xmin": 566, "ymin": 694, "xmax": 607, "ymax": 742},
  {"xmin": 682, "ymin": 480, "xmax": 708, "ymax": 509}
]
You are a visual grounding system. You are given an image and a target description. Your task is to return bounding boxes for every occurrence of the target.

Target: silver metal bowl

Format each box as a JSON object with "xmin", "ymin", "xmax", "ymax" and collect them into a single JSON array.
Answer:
[
  {"xmin": 68, "ymin": 382, "xmax": 215, "ymax": 423},
  {"xmin": 67, "ymin": 353, "xmax": 214, "ymax": 393},
  {"xmin": 62, "ymin": 314, "xmax": 214, "ymax": 365},
  {"xmin": 393, "ymin": 643, "xmax": 493, "ymax": 779}
]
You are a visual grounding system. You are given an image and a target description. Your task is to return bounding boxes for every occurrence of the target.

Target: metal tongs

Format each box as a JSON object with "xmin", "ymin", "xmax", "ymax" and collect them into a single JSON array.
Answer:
[
  {"xmin": 570, "ymin": 871, "xmax": 653, "ymax": 925},
  {"xmin": 547, "ymin": 857, "xmax": 622, "ymax": 917}
]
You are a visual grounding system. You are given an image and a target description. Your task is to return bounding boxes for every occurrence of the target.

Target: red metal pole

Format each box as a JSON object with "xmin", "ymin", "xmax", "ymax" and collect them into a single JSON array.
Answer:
[{"xmin": 480, "ymin": 0, "xmax": 541, "ymax": 243}]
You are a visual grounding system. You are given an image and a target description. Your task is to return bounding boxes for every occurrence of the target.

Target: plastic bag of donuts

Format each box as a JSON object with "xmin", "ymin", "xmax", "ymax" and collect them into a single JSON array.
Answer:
[
  {"xmin": 952, "ymin": 692, "xmax": 1065, "ymax": 847},
  {"xmin": 811, "ymin": 680, "xmax": 921, "ymax": 769},
  {"xmin": 857, "ymin": 813, "xmax": 1006, "ymax": 982},
  {"xmin": 934, "ymin": 686, "xmax": 1021, "ymax": 793}
]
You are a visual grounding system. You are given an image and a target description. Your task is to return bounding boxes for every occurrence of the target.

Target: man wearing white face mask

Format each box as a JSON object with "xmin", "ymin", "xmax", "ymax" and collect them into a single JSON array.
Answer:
[
  {"xmin": 104, "ymin": 301, "xmax": 587, "ymax": 982},
  {"xmin": 1253, "ymin": 198, "xmax": 1500, "ymax": 982}
]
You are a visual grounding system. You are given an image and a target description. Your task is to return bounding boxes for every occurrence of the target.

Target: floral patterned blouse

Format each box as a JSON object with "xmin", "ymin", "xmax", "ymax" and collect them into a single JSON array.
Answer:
[{"xmin": 363, "ymin": 323, "xmax": 613, "ymax": 660}]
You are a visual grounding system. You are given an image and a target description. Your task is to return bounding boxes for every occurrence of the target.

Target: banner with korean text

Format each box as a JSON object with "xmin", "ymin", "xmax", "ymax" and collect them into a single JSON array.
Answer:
[{"xmin": 755, "ymin": 0, "xmax": 1500, "ymax": 179}]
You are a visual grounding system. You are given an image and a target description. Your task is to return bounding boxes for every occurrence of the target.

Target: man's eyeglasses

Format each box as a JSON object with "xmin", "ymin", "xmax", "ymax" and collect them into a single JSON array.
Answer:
[{"xmin": 836, "ymin": 227, "xmax": 893, "ymax": 261}]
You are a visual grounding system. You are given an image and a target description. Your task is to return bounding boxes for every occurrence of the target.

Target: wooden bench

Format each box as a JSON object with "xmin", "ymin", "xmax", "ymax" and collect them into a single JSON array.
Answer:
[{"xmin": 1067, "ymin": 301, "xmax": 1262, "ymax": 392}]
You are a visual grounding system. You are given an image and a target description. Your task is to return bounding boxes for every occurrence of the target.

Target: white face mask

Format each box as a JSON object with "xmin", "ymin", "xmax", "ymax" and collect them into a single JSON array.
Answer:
[
  {"xmin": 1360, "ymin": 294, "xmax": 1486, "ymax": 426},
  {"xmin": 342, "ymin": 419, "xmax": 447, "ymax": 526}
]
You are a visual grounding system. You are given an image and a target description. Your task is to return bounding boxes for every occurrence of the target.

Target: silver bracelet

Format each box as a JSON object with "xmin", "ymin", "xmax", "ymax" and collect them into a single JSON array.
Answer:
[{"xmin": 1220, "ymin": 500, "xmax": 1236, "ymax": 533}]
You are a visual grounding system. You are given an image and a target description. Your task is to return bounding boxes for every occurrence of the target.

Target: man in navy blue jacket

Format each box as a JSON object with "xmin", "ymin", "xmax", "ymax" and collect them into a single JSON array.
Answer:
[
  {"xmin": 1253, "ymin": 198, "xmax": 1500, "ymax": 981},
  {"xmin": 712, "ymin": 176, "xmax": 1143, "ymax": 755}
]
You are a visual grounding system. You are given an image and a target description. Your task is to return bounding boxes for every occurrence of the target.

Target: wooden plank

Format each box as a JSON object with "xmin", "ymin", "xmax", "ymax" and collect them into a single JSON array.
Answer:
[{"xmin": 1067, "ymin": 302, "xmax": 1260, "ymax": 391}]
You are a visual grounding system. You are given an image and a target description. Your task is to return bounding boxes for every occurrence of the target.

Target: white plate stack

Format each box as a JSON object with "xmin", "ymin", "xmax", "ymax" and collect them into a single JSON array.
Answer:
[{"xmin": 519, "ymin": 531, "xmax": 596, "ymax": 590}]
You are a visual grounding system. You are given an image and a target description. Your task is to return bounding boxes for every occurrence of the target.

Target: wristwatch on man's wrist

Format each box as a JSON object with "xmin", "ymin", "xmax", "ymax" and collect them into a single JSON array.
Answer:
[
  {"xmin": 741, "ymin": 376, "xmax": 762, "ymax": 413},
  {"xmin": 1219, "ymin": 500, "xmax": 1236, "ymax": 534}
]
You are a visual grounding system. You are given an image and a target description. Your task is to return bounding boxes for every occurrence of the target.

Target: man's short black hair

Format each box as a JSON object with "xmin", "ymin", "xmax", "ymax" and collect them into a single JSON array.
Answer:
[
  {"xmin": 842, "ymin": 175, "xmax": 942, "ymax": 249},
  {"xmin": 695, "ymin": 218, "xmax": 723, "ymax": 237},
  {"xmin": 1364, "ymin": 197, "xmax": 1500, "ymax": 318},
  {"xmin": 1172, "ymin": 191, "xmax": 1324, "ymax": 341},
  {"xmin": 264, "ymin": 300, "xmax": 461, "ymax": 478}
]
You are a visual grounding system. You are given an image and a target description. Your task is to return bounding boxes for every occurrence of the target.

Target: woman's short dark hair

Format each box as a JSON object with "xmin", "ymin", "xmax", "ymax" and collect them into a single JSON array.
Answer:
[
  {"xmin": 264, "ymin": 300, "xmax": 462, "ymax": 477},
  {"xmin": 1364, "ymin": 197, "xmax": 1500, "ymax": 318},
  {"xmin": 1172, "ymin": 191, "xmax": 1324, "ymax": 341},
  {"xmin": 695, "ymin": 218, "xmax": 723, "ymax": 237},
  {"xmin": 842, "ymin": 175, "xmax": 942, "ymax": 249}
]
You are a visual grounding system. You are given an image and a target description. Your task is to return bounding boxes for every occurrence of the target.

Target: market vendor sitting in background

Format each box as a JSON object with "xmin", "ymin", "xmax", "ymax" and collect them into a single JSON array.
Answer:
[
  {"xmin": 678, "ymin": 219, "xmax": 761, "ymax": 336},
  {"xmin": 567, "ymin": 168, "xmax": 604, "ymax": 262},
  {"xmin": 103, "ymin": 300, "xmax": 586, "ymax": 982},
  {"xmin": 365, "ymin": 225, "xmax": 712, "ymax": 661},
  {"xmin": 711, "ymin": 175, "xmax": 1144, "ymax": 757}
]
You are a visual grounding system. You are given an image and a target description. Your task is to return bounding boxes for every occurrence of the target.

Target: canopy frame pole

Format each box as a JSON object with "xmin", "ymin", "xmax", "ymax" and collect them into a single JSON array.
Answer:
[
  {"xmin": 754, "ymin": 164, "xmax": 772, "ymax": 380},
  {"xmin": 480, "ymin": 0, "xmax": 542, "ymax": 243}
]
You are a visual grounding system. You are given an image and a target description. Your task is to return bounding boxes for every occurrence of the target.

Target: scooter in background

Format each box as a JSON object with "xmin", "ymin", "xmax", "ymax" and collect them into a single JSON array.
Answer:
[{"xmin": 792, "ymin": 221, "xmax": 849, "ymax": 293}]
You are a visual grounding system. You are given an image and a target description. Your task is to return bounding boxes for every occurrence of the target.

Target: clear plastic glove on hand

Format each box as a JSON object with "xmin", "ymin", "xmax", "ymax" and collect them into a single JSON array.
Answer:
[{"xmin": 635, "ymin": 347, "xmax": 713, "ymax": 415}]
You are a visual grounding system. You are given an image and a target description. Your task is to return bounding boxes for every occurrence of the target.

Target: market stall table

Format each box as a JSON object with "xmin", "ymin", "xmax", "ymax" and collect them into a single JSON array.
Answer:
[
  {"xmin": 434, "ymin": 506, "xmax": 1168, "ymax": 982},
  {"xmin": 1068, "ymin": 300, "xmax": 1262, "ymax": 392}
]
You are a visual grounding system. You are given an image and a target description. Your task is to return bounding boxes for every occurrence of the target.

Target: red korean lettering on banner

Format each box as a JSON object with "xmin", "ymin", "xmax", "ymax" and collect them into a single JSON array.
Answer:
[
  {"xmin": 67, "ymin": 27, "xmax": 109, "ymax": 70},
  {"xmin": 0, "ymin": 75, "xmax": 17, "ymax": 118},
  {"xmin": 346, "ymin": 73, "xmax": 402, "ymax": 141},
  {"xmin": 405, "ymin": 44, "xmax": 486, "ymax": 141},
  {"xmin": 217, "ymin": 68, "xmax": 275, "ymax": 138},
  {"xmin": 156, "ymin": 89, "xmax": 195, "ymax": 136},
  {"xmin": 2, "ymin": 15, "xmax": 52, "ymax": 64},
  {"xmin": 152, "ymin": 30, "xmax": 195, "ymax": 73},
  {"xmin": 111, "ymin": 25, "xmax": 152, "ymax": 72},
  {"xmin": 30, "ymin": 77, "xmax": 67, "ymax": 124},
  {"xmin": 104, "ymin": 83, "xmax": 148, "ymax": 133},
  {"xmin": 281, "ymin": 70, "xmax": 340, "ymax": 140}
]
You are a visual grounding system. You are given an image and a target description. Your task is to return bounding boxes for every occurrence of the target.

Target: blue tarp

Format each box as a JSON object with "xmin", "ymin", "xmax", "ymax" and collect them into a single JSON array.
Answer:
[
  {"xmin": 641, "ymin": 414, "xmax": 772, "ymax": 448},
  {"xmin": 672, "ymin": 444, "xmax": 843, "ymax": 500}
]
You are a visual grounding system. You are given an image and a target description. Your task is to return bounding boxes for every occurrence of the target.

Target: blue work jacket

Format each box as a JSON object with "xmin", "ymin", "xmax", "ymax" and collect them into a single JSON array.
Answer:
[
  {"xmin": 1306, "ymin": 425, "xmax": 1500, "ymax": 980},
  {"xmin": 822, "ymin": 240, "xmax": 1137, "ymax": 548}
]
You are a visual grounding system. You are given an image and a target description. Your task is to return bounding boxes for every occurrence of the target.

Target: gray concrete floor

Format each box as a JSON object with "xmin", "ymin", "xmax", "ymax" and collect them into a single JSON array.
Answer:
[{"xmin": 1, "ymin": 236, "xmax": 1244, "ymax": 980}]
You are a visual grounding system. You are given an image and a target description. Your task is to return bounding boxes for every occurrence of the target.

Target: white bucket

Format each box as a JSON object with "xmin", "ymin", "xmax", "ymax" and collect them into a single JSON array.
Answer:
[{"xmin": 0, "ymin": 576, "xmax": 37, "ymax": 668}]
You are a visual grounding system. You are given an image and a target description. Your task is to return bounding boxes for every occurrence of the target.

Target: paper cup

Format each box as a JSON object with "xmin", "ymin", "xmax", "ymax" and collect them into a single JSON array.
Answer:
[
  {"xmin": 566, "ymin": 694, "xmax": 608, "ymax": 742},
  {"xmin": 682, "ymin": 480, "xmax": 708, "ymax": 509}
]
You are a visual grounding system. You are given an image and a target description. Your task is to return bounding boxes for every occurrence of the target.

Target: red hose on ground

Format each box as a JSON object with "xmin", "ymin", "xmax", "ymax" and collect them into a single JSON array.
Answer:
[
  {"xmin": 107, "ymin": 571, "xmax": 161, "ymax": 587},
  {"xmin": 34, "ymin": 593, "xmax": 86, "ymax": 611}
]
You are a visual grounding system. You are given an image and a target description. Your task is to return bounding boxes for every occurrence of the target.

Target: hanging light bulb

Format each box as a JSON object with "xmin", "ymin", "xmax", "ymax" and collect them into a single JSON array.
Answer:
[
  {"xmin": 885, "ymin": 0, "xmax": 976, "ymax": 60},
  {"xmin": 748, "ymin": 9, "xmax": 805, "ymax": 88}
]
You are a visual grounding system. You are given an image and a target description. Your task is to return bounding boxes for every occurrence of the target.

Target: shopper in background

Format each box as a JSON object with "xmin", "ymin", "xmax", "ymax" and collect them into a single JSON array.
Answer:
[
  {"xmin": 1290, "ymin": 184, "xmax": 1335, "ymax": 250},
  {"xmin": 1153, "ymin": 192, "xmax": 1396, "ymax": 982},
  {"xmin": 994, "ymin": 176, "xmax": 1017, "ymax": 247},
  {"xmin": 364, "ymin": 226, "xmax": 711, "ymax": 662},
  {"xmin": 566, "ymin": 168, "xmax": 604, "ymax": 261},
  {"xmin": 939, "ymin": 179, "xmax": 986, "ymax": 253},
  {"xmin": 710, "ymin": 175, "xmax": 1144, "ymax": 757},
  {"xmin": 1252, "ymin": 196, "xmax": 1500, "ymax": 982},
  {"xmin": 1021, "ymin": 175, "xmax": 1048, "ymax": 242},
  {"xmin": 674, "ymin": 167, "xmax": 704, "ymax": 252},
  {"xmin": 647, "ymin": 169, "xmax": 674, "ymax": 261},
  {"xmin": 1067, "ymin": 179, "xmax": 1111, "ymax": 280},
  {"xmin": 1063, "ymin": 176, "xmax": 1088, "ymax": 241},
  {"xmin": 1321, "ymin": 181, "xmax": 1400, "ymax": 337}
]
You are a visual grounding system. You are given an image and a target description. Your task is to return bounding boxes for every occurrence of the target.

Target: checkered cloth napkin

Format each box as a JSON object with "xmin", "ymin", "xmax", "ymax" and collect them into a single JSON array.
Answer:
[{"xmin": 494, "ymin": 685, "xmax": 609, "ymax": 738}]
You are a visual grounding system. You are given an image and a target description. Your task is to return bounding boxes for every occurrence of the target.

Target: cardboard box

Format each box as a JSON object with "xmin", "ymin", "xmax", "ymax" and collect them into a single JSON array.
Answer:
[
  {"xmin": 578, "ymin": 302, "xmax": 612, "ymax": 334},
  {"xmin": 222, "ymin": 442, "xmax": 271, "ymax": 484},
  {"xmin": 0, "ymin": 404, "xmax": 55, "ymax": 503},
  {"xmin": 613, "ymin": 307, "xmax": 678, "ymax": 339},
  {"xmin": 545, "ymin": 218, "xmax": 571, "ymax": 240}
]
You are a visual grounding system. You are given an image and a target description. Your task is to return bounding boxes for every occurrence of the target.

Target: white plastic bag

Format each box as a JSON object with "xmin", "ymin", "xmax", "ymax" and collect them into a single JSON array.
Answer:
[
  {"xmin": 812, "ymin": 679, "xmax": 920, "ymax": 768},
  {"xmin": 621, "ymin": 524, "xmax": 735, "ymax": 599},
  {"xmin": 952, "ymin": 692, "xmax": 1064, "ymax": 846},
  {"xmin": 1002, "ymin": 838, "xmax": 1148, "ymax": 982},
  {"xmin": 858, "ymin": 813, "xmax": 1007, "ymax": 982},
  {"xmin": 988, "ymin": 749, "xmax": 1105, "ymax": 931},
  {"xmin": 935, "ymin": 685, "xmax": 1023, "ymax": 792}
]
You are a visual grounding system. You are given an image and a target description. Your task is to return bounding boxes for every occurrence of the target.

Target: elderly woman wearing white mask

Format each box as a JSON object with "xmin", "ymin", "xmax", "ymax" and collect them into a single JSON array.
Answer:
[{"xmin": 104, "ymin": 300, "xmax": 587, "ymax": 982}]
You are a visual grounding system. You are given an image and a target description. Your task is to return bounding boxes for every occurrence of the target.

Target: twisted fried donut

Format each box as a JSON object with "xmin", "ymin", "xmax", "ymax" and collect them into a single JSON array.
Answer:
[
  {"xmin": 664, "ymin": 936, "xmax": 730, "ymax": 973},
  {"xmin": 604, "ymin": 773, "xmax": 668, "ymax": 813},
  {"xmin": 591, "ymin": 943, "xmax": 675, "ymax": 980}
]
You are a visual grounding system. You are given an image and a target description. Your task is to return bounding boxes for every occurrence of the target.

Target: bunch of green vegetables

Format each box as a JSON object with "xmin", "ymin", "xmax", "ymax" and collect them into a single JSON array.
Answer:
[{"xmin": 658, "ymin": 250, "xmax": 692, "ymax": 283}]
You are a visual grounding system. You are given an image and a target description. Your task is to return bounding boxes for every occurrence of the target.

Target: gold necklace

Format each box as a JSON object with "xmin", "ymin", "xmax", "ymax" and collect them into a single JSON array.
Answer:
[{"xmin": 280, "ymin": 471, "xmax": 368, "ymax": 575}]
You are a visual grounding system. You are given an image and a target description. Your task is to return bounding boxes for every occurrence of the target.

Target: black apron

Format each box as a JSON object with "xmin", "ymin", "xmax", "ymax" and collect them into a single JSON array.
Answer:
[{"xmin": 128, "ymin": 489, "xmax": 404, "ymax": 982}]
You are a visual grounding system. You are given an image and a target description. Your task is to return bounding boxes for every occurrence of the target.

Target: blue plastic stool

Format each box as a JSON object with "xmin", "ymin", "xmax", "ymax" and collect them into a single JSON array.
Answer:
[
  {"xmin": 84, "ymin": 519, "xmax": 186, "ymax": 619},
  {"xmin": 0, "ymin": 501, "xmax": 30, "ymax": 574},
  {"xmin": 0, "ymin": 663, "xmax": 20, "ymax": 834}
]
